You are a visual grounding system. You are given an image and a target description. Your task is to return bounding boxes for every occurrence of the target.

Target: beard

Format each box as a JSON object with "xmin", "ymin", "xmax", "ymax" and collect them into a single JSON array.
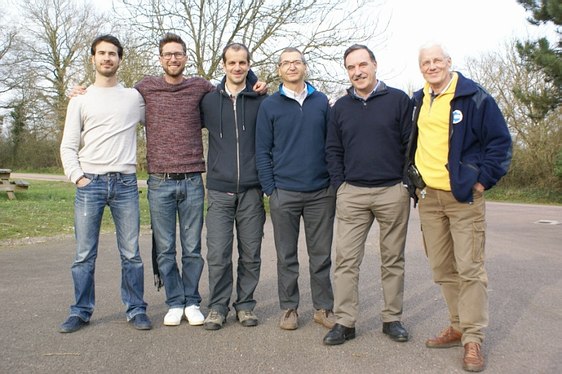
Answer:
[
  {"xmin": 163, "ymin": 64, "xmax": 185, "ymax": 78},
  {"xmin": 96, "ymin": 64, "xmax": 119, "ymax": 78}
]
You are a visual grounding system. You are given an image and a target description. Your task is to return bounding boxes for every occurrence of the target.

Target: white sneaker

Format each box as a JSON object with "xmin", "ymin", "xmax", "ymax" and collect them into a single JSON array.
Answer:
[
  {"xmin": 163, "ymin": 307, "xmax": 184, "ymax": 326},
  {"xmin": 185, "ymin": 305, "xmax": 204, "ymax": 326}
]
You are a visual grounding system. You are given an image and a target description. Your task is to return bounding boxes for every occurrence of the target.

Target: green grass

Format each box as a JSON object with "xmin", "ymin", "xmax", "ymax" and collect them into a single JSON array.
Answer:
[
  {"xmin": 1, "ymin": 180, "xmax": 559, "ymax": 243},
  {"xmin": 0, "ymin": 180, "xmax": 151, "ymax": 242},
  {"xmin": 485, "ymin": 186, "xmax": 562, "ymax": 205}
]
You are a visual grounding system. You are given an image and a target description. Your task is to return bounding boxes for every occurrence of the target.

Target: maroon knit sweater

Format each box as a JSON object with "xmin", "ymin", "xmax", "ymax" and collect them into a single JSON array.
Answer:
[{"xmin": 135, "ymin": 76, "xmax": 214, "ymax": 173}]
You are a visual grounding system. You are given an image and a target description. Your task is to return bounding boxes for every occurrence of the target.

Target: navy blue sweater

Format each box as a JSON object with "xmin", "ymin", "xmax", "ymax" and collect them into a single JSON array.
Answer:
[
  {"xmin": 326, "ymin": 82, "xmax": 413, "ymax": 190},
  {"xmin": 255, "ymin": 83, "xmax": 330, "ymax": 196}
]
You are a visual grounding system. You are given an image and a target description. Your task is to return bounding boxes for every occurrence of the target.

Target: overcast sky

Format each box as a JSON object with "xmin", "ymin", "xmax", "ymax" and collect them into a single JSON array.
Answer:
[
  {"xmin": 375, "ymin": 0, "xmax": 556, "ymax": 90},
  {"xmin": 94, "ymin": 0, "xmax": 556, "ymax": 92}
]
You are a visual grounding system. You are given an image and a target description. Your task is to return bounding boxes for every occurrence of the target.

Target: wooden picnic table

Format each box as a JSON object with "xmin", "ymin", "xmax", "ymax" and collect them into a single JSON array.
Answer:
[{"xmin": 0, "ymin": 168, "xmax": 29, "ymax": 200}]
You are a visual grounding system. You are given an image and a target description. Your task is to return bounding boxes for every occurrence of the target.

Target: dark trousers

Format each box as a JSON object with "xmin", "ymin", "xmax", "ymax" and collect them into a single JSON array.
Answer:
[
  {"xmin": 269, "ymin": 187, "xmax": 335, "ymax": 310},
  {"xmin": 205, "ymin": 188, "xmax": 265, "ymax": 316}
]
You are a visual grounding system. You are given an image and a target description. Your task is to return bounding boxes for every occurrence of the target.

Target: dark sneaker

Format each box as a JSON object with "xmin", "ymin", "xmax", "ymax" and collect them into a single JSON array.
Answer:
[
  {"xmin": 59, "ymin": 316, "xmax": 89, "ymax": 333},
  {"xmin": 204, "ymin": 310, "xmax": 226, "ymax": 330},
  {"xmin": 130, "ymin": 313, "xmax": 152, "ymax": 330},
  {"xmin": 236, "ymin": 310, "xmax": 258, "ymax": 327},
  {"xmin": 382, "ymin": 321, "xmax": 409, "ymax": 342},
  {"xmin": 313, "ymin": 309, "xmax": 336, "ymax": 329},
  {"xmin": 279, "ymin": 309, "xmax": 298, "ymax": 330}
]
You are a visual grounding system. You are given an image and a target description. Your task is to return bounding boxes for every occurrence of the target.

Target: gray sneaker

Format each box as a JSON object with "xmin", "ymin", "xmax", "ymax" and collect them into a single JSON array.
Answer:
[
  {"xmin": 279, "ymin": 309, "xmax": 298, "ymax": 330},
  {"xmin": 204, "ymin": 310, "xmax": 226, "ymax": 331},
  {"xmin": 236, "ymin": 310, "xmax": 258, "ymax": 327}
]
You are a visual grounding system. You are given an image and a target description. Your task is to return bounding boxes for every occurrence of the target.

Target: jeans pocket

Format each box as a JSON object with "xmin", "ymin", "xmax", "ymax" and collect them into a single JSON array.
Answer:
[
  {"xmin": 472, "ymin": 220, "xmax": 486, "ymax": 262},
  {"xmin": 120, "ymin": 174, "xmax": 138, "ymax": 187},
  {"xmin": 147, "ymin": 175, "xmax": 165, "ymax": 190},
  {"xmin": 76, "ymin": 179, "xmax": 93, "ymax": 189}
]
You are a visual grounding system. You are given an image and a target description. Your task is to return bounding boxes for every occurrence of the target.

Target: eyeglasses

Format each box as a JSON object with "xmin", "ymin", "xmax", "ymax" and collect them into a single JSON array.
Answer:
[
  {"xmin": 161, "ymin": 52, "xmax": 186, "ymax": 60},
  {"xmin": 420, "ymin": 57, "xmax": 448, "ymax": 71},
  {"xmin": 278, "ymin": 60, "xmax": 304, "ymax": 68}
]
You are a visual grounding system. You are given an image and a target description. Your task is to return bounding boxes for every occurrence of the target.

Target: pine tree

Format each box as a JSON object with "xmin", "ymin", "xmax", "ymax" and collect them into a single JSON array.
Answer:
[{"xmin": 516, "ymin": 0, "xmax": 561, "ymax": 120}]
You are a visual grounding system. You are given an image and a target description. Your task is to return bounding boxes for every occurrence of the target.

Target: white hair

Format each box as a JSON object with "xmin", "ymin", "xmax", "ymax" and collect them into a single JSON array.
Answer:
[{"xmin": 418, "ymin": 41, "xmax": 450, "ymax": 63}]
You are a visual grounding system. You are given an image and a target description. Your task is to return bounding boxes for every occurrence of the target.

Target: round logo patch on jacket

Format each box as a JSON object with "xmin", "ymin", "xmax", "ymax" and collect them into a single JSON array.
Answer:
[{"xmin": 452, "ymin": 110, "xmax": 463, "ymax": 124}]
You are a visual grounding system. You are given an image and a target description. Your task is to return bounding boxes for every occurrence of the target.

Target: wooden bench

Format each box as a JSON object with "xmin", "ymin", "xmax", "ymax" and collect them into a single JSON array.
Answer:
[
  {"xmin": 0, "ymin": 169, "xmax": 11, "ymax": 180},
  {"xmin": 0, "ymin": 169, "xmax": 29, "ymax": 200}
]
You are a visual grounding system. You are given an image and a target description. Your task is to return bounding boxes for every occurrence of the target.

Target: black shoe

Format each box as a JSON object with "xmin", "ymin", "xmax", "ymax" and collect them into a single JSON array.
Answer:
[
  {"xmin": 323, "ymin": 323, "xmax": 356, "ymax": 345},
  {"xmin": 130, "ymin": 313, "xmax": 152, "ymax": 330},
  {"xmin": 59, "ymin": 316, "xmax": 89, "ymax": 333},
  {"xmin": 382, "ymin": 321, "xmax": 409, "ymax": 342}
]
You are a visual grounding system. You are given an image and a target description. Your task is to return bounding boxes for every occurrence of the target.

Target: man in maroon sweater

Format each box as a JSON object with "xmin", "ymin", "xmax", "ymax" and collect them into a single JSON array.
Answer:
[
  {"xmin": 135, "ymin": 33, "xmax": 211, "ymax": 327},
  {"xmin": 135, "ymin": 33, "xmax": 266, "ymax": 327}
]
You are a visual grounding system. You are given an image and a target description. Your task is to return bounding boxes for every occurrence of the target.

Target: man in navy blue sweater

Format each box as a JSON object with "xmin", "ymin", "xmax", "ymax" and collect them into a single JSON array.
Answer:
[
  {"xmin": 255, "ymin": 47, "xmax": 336, "ymax": 331},
  {"xmin": 323, "ymin": 44, "xmax": 413, "ymax": 346}
]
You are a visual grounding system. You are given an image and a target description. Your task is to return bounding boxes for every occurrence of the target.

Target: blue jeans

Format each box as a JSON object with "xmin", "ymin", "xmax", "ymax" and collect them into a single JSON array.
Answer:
[
  {"xmin": 148, "ymin": 173, "xmax": 205, "ymax": 308},
  {"xmin": 70, "ymin": 173, "xmax": 147, "ymax": 322}
]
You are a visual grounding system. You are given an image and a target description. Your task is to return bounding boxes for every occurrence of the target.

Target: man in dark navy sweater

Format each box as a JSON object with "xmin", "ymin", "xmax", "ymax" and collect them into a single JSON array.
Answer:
[
  {"xmin": 323, "ymin": 44, "xmax": 413, "ymax": 346},
  {"xmin": 256, "ymin": 47, "xmax": 336, "ymax": 331}
]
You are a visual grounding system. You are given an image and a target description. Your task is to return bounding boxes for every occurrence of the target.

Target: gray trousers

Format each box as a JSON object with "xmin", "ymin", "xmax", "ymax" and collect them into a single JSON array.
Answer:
[
  {"xmin": 205, "ymin": 188, "xmax": 265, "ymax": 316},
  {"xmin": 269, "ymin": 187, "xmax": 335, "ymax": 310}
]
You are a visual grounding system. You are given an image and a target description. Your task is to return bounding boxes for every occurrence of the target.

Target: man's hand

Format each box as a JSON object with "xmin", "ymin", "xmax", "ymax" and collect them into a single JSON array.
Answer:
[
  {"xmin": 473, "ymin": 182, "xmax": 485, "ymax": 193},
  {"xmin": 253, "ymin": 81, "xmax": 268, "ymax": 95},
  {"xmin": 76, "ymin": 176, "xmax": 91, "ymax": 188},
  {"xmin": 68, "ymin": 85, "xmax": 87, "ymax": 98}
]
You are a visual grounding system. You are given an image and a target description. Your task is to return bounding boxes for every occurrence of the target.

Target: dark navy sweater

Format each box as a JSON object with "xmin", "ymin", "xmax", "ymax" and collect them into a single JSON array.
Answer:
[
  {"xmin": 326, "ymin": 82, "xmax": 413, "ymax": 190},
  {"xmin": 255, "ymin": 83, "xmax": 331, "ymax": 196}
]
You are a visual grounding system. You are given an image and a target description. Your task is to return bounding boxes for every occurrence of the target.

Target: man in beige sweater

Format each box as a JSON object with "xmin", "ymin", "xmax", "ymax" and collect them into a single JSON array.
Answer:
[{"xmin": 59, "ymin": 34, "xmax": 151, "ymax": 333}]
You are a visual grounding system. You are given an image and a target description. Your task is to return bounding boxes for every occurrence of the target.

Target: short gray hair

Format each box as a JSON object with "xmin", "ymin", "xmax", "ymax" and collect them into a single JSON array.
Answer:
[
  {"xmin": 278, "ymin": 47, "xmax": 307, "ymax": 65},
  {"xmin": 418, "ymin": 42, "xmax": 450, "ymax": 63}
]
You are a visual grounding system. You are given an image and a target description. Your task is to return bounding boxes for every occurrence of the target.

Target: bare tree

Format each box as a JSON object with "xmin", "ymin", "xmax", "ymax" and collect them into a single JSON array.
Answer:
[
  {"xmin": 465, "ymin": 40, "xmax": 562, "ymax": 188},
  {"xmin": 117, "ymin": 0, "xmax": 387, "ymax": 91},
  {"xmin": 0, "ymin": 11, "xmax": 19, "ymax": 96},
  {"xmin": 14, "ymin": 0, "xmax": 110, "ymax": 140}
]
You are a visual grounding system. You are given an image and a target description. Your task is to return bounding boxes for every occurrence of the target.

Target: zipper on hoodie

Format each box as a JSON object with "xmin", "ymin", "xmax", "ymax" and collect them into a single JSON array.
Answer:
[{"xmin": 231, "ymin": 95, "xmax": 241, "ymax": 192}]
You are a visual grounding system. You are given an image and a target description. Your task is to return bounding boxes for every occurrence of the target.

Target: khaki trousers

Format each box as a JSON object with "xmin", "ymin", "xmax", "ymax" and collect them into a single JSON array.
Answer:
[
  {"xmin": 333, "ymin": 183, "xmax": 410, "ymax": 327},
  {"xmin": 418, "ymin": 187, "xmax": 488, "ymax": 344}
]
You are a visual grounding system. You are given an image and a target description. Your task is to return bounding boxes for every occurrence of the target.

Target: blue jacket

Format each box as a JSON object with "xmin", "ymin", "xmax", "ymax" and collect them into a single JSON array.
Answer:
[
  {"xmin": 326, "ymin": 82, "xmax": 413, "ymax": 190},
  {"xmin": 255, "ymin": 83, "xmax": 331, "ymax": 196},
  {"xmin": 408, "ymin": 72, "xmax": 512, "ymax": 203}
]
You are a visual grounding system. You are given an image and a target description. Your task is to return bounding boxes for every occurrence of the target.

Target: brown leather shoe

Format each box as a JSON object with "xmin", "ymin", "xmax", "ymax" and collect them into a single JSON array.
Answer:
[
  {"xmin": 425, "ymin": 326, "xmax": 462, "ymax": 348},
  {"xmin": 463, "ymin": 342, "xmax": 484, "ymax": 372}
]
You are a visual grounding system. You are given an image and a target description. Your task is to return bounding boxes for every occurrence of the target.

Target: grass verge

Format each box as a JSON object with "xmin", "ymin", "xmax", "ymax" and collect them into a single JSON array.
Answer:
[
  {"xmin": 1, "ymin": 181, "xmax": 559, "ymax": 244},
  {"xmin": 0, "ymin": 180, "xmax": 151, "ymax": 243}
]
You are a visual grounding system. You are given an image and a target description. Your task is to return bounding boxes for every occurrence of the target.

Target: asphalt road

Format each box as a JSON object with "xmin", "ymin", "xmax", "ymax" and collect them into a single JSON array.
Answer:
[{"xmin": 1, "ymin": 189, "xmax": 561, "ymax": 373}]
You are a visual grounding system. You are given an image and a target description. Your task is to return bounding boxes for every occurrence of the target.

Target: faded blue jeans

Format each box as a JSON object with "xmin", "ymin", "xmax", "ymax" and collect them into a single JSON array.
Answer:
[
  {"xmin": 147, "ymin": 173, "xmax": 205, "ymax": 308},
  {"xmin": 70, "ymin": 173, "xmax": 147, "ymax": 322}
]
